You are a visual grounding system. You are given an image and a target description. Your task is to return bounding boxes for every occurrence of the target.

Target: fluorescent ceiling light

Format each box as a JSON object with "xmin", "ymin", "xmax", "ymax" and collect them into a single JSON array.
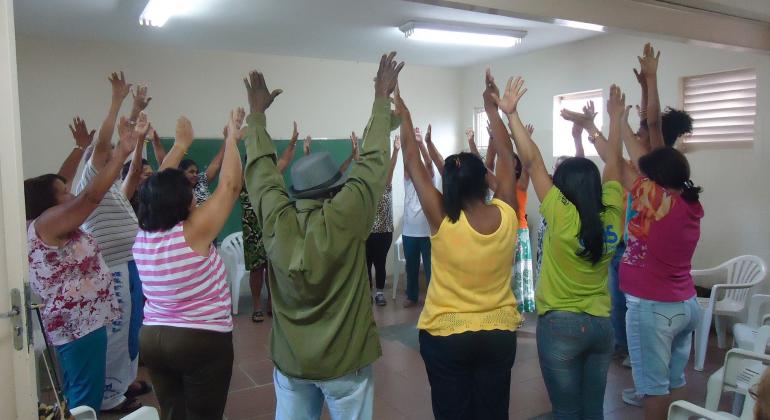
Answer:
[
  {"xmin": 140, "ymin": 0, "xmax": 190, "ymax": 27},
  {"xmin": 554, "ymin": 19, "xmax": 605, "ymax": 32},
  {"xmin": 399, "ymin": 21, "xmax": 526, "ymax": 48}
]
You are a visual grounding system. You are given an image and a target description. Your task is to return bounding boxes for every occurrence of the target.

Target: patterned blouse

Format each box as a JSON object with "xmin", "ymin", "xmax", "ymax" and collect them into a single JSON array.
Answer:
[
  {"xmin": 371, "ymin": 185, "xmax": 394, "ymax": 234},
  {"xmin": 193, "ymin": 173, "xmax": 211, "ymax": 207},
  {"xmin": 27, "ymin": 221, "xmax": 119, "ymax": 346}
]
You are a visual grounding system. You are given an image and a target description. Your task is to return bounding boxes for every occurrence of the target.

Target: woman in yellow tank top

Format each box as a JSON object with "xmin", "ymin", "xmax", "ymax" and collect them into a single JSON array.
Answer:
[{"xmin": 393, "ymin": 70, "xmax": 522, "ymax": 420}]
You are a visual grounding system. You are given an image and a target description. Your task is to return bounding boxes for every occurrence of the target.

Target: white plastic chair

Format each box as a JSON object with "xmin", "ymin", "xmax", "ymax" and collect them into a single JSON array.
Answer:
[
  {"xmin": 668, "ymin": 400, "xmax": 738, "ymax": 420},
  {"xmin": 692, "ymin": 255, "xmax": 767, "ymax": 371},
  {"xmin": 120, "ymin": 406, "xmax": 161, "ymax": 420},
  {"xmin": 733, "ymin": 294, "xmax": 770, "ymax": 351},
  {"xmin": 220, "ymin": 232, "xmax": 248, "ymax": 315},
  {"xmin": 701, "ymin": 348, "xmax": 769, "ymax": 419},
  {"xmin": 70, "ymin": 406, "xmax": 97, "ymax": 420},
  {"xmin": 392, "ymin": 236, "xmax": 406, "ymax": 300}
]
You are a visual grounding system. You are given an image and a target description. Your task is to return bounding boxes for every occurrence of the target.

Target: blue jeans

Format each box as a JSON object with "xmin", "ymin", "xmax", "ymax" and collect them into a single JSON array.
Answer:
[
  {"xmin": 127, "ymin": 260, "xmax": 143, "ymax": 361},
  {"xmin": 625, "ymin": 295, "xmax": 700, "ymax": 396},
  {"xmin": 537, "ymin": 311, "xmax": 614, "ymax": 420},
  {"xmin": 55, "ymin": 327, "xmax": 107, "ymax": 411},
  {"xmin": 273, "ymin": 365, "xmax": 374, "ymax": 420},
  {"xmin": 403, "ymin": 236, "xmax": 431, "ymax": 302},
  {"xmin": 608, "ymin": 241, "xmax": 627, "ymax": 351}
]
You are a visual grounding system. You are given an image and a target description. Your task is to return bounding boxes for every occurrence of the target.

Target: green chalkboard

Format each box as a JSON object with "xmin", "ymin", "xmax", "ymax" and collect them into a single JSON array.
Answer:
[{"xmin": 146, "ymin": 138, "xmax": 359, "ymax": 242}]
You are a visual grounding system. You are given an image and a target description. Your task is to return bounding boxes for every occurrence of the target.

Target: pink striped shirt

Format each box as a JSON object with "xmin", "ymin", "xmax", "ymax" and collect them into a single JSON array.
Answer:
[{"xmin": 133, "ymin": 223, "xmax": 232, "ymax": 332}]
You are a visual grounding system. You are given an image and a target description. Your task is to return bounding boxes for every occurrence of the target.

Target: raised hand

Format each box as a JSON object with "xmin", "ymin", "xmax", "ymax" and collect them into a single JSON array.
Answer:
[
  {"xmin": 393, "ymin": 84, "xmax": 409, "ymax": 117},
  {"xmin": 69, "ymin": 117, "xmax": 95, "ymax": 149},
  {"xmin": 582, "ymin": 100, "xmax": 597, "ymax": 120},
  {"xmin": 607, "ymin": 84, "xmax": 627, "ymax": 118},
  {"xmin": 414, "ymin": 126, "xmax": 423, "ymax": 143},
  {"xmin": 560, "ymin": 109, "xmax": 595, "ymax": 128},
  {"xmin": 374, "ymin": 51, "xmax": 405, "ymax": 99},
  {"xmin": 303, "ymin": 135, "xmax": 312, "ymax": 156},
  {"xmin": 175, "ymin": 116, "xmax": 194, "ymax": 149},
  {"xmin": 226, "ymin": 107, "xmax": 243, "ymax": 140},
  {"xmin": 289, "ymin": 121, "xmax": 299, "ymax": 145},
  {"xmin": 108, "ymin": 71, "xmax": 132, "ymax": 103},
  {"xmin": 350, "ymin": 131, "xmax": 361, "ymax": 161},
  {"xmin": 133, "ymin": 112, "xmax": 151, "ymax": 141},
  {"xmin": 394, "ymin": 135, "xmax": 401, "ymax": 150},
  {"xmin": 638, "ymin": 43, "xmax": 660, "ymax": 79},
  {"xmin": 131, "ymin": 85, "xmax": 152, "ymax": 113},
  {"xmin": 425, "ymin": 125, "xmax": 432, "ymax": 144},
  {"xmin": 465, "ymin": 128, "xmax": 474, "ymax": 142},
  {"xmin": 244, "ymin": 70, "xmax": 283, "ymax": 114},
  {"xmin": 526, "ymin": 124, "xmax": 535, "ymax": 136},
  {"xmin": 496, "ymin": 76, "xmax": 527, "ymax": 115},
  {"xmin": 482, "ymin": 68, "xmax": 500, "ymax": 111}
]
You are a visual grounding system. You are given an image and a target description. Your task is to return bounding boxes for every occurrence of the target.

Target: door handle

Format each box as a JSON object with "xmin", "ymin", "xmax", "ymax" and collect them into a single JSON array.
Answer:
[{"xmin": 1, "ymin": 289, "xmax": 24, "ymax": 351}]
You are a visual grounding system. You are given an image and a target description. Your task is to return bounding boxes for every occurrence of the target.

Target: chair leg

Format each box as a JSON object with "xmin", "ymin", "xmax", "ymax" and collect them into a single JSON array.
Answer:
[
  {"xmin": 392, "ymin": 263, "xmax": 401, "ymax": 300},
  {"xmin": 704, "ymin": 367, "xmax": 723, "ymax": 411},
  {"xmin": 714, "ymin": 315, "xmax": 727, "ymax": 349},
  {"xmin": 731, "ymin": 393, "xmax": 745, "ymax": 416},
  {"xmin": 694, "ymin": 306, "xmax": 714, "ymax": 371},
  {"xmin": 232, "ymin": 272, "xmax": 241, "ymax": 315}
]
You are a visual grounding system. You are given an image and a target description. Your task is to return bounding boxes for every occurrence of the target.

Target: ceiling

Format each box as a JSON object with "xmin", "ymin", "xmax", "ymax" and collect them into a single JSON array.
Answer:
[{"xmin": 13, "ymin": 0, "xmax": 599, "ymax": 68}]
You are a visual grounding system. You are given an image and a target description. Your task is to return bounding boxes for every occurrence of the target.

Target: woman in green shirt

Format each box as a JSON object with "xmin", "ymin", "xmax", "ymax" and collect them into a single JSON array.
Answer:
[{"xmin": 498, "ymin": 80, "xmax": 627, "ymax": 419}]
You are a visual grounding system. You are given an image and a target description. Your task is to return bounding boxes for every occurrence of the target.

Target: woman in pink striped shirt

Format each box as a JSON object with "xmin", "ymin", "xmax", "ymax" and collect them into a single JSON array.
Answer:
[{"xmin": 133, "ymin": 109, "xmax": 244, "ymax": 420}]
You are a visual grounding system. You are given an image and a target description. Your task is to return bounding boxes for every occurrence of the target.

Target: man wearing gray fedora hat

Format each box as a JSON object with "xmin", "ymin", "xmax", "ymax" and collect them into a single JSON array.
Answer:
[{"xmin": 242, "ymin": 52, "xmax": 404, "ymax": 419}]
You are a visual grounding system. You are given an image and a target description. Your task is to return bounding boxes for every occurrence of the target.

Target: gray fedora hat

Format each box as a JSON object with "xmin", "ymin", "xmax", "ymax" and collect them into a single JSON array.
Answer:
[{"xmin": 288, "ymin": 152, "xmax": 348, "ymax": 199}]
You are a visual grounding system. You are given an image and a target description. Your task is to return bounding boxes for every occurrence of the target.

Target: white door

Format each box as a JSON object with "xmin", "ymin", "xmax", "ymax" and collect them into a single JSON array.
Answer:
[{"xmin": 0, "ymin": 0, "xmax": 38, "ymax": 418}]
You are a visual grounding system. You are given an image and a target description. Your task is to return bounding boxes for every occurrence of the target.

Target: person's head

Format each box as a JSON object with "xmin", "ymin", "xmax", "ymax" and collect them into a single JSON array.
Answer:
[
  {"xmin": 752, "ymin": 368, "xmax": 770, "ymax": 420},
  {"xmin": 552, "ymin": 157, "xmax": 606, "ymax": 265},
  {"xmin": 179, "ymin": 159, "xmax": 199, "ymax": 186},
  {"xmin": 137, "ymin": 169, "xmax": 194, "ymax": 232},
  {"xmin": 442, "ymin": 152, "xmax": 488, "ymax": 223},
  {"xmin": 121, "ymin": 159, "xmax": 154, "ymax": 185},
  {"xmin": 638, "ymin": 147, "xmax": 701, "ymax": 203},
  {"xmin": 661, "ymin": 107, "xmax": 693, "ymax": 147},
  {"xmin": 24, "ymin": 174, "xmax": 72, "ymax": 221},
  {"xmin": 554, "ymin": 155, "xmax": 570, "ymax": 173}
]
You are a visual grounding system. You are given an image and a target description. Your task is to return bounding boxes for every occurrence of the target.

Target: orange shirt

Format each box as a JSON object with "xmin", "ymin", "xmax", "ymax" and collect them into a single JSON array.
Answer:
[{"xmin": 516, "ymin": 187, "xmax": 528, "ymax": 228}]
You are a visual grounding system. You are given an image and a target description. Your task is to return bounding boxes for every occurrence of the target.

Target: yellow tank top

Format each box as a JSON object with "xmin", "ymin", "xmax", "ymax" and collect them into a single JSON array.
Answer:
[{"xmin": 417, "ymin": 199, "xmax": 523, "ymax": 336}]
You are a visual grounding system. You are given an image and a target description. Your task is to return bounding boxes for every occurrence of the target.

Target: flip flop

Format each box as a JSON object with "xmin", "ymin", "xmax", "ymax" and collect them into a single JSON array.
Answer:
[
  {"xmin": 124, "ymin": 380, "xmax": 152, "ymax": 399},
  {"xmin": 251, "ymin": 311, "xmax": 264, "ymax": 323}
]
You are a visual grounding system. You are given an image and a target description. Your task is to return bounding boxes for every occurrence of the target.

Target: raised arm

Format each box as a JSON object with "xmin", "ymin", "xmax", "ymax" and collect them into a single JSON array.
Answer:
[
  {"xmin": 303, "ymin": 135, "xmax": 312, "ymax": 156},
  {"xmin": 466, "ymin": 128, "xmax": 481, "ymax": 157},
  {"xmin": 639, "ymin": 43, "xmax": 664, "ymax": 150},
  {"xmin": 186, "ymin": 109, "xmax": 244, "ymax": 254},
  {"xmin": 205, "ymin": 138, "xmax": 227, "ymax": 181},
  {"xmin": 149, "ymin": 127, "xmax": 167, "ymax": 166},
  {"xmin": 396, "ymin": 86, "xmax": 444, "ymax": 232},
  {"xmin": 484, "ymin": 70, "xmax": 517, "ymax": 209},
  {"xmin": 121, "ymin": 114, "xmax": 150, "ymax": 199},
  {"xmin": 338, "ymin": 131, "xmax": 360, "ymax": 174},
  {"xmin": 572, "ymin": 103, "xmax": 588, "ymax": 158},
  {"xmin": 386, "ymin": 136, "xmax": 400, "ymax": 186},
  {"xmin": 276, "ymin": 121, "xmax": 298, "ymax": 174},
  {"xmin": 37, "ymin": 116, "xmax": 145, "ymax": 245},
  {"xmin": 620, "ymin": 106, "xmax": 642, "ymax": 190},
  {"xmin": 561, "ymin": 100, "xmax": 602, "ymax": 160},
  {"xmin": 129, "ymin": 85, "xmax": 152, "ymax": 123},
  {"xmin": 424, "ymin": 129, "xmax": 445, "ymax": 176},
  {"xmin": 622, "ymin": 112, "xmax": 648, "ymax": 166},
  {"xmin": 498, "ymin": 75, "xmax": 552, "ymax": 202},
  {"xmin": 415, "ymin": 127, "xmax": 435, "ymax": 178},
  {"xmin": 92, "ymin": 72, "xmax": 131, "ymax": 171},
  {"xmin": 516, "ymin": 124, "xmax": 534, "ymax": 190},
  {"xmin": 602, "ymin": 85, "xmax": 627, "ymax": 183},
  {"xmin": 159, "ymin": 117, "xmax": 195, "ymax": 171},
  {"xmin": 59, "ymin": 117, "xmax": 94, "ymax": 188}
]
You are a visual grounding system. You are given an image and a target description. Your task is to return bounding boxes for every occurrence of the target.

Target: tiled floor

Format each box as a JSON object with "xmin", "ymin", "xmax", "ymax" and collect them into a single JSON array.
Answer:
[{"xmin": 102, "ymin": 282, "xmax": 730, "ymax": 420}]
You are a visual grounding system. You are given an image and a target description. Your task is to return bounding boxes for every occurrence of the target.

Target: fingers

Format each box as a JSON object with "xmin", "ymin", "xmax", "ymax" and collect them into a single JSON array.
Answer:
[{"xmin": 270, "ymin": 89, "xmax": 283, "ymax": 100}]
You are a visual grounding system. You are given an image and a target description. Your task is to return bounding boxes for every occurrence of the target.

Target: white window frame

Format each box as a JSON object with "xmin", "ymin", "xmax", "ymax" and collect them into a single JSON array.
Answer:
[
  {"xmin": 552, "ymin": 89, "xmax": 603, "ymax": 157},
  {"xmin": 680, "ymin": 68, "xmax": 756, "ymax": 146},
  {"xmin": 473, "ymin": 107, "xmax": 491, "ymax": 152}
]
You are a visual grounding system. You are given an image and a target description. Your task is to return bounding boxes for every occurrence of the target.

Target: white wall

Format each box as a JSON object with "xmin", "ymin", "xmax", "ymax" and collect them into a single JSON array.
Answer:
[
  {"xmin": 15, "ymin": 37, "xmax": 464, "ymax": 237},
  {"xmin": 460, "ymin": 34, "xmax": 770, "ymax": 287}
]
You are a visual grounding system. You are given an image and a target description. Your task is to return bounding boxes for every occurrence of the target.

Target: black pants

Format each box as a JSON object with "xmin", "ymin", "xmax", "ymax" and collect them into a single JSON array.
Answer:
[
  {"xmin": 366, "ymin": 232, "xmax": 392, "ymax": 290},
  {"xmin": 140, "ymin": 325, "xmax": 233, "ymax": 420},
  {"xmin": 419, "ymin": 329, "xmax": 517, "ymax": 420}
]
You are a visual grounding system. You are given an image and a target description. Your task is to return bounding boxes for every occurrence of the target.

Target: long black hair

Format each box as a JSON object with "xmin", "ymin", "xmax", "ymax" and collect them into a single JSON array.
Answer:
[
  {"xmin": 552, "ymin": 157, "xmax": 606, "ymax": 265},
  {"xmin": 179, "ymin": 159, "xmax": 198, "ymax": 171},
  {"xmin": 442, "ymin": 152, "xmax": 488, "ymax": 223},
  {"xmin": 137, "ymin": 169, "xmax": 193, "ymax": 231},
  {"xmin": 638, "ymin": 147, "xmax": 701, "ymax": 203},
  {"xmin": 24, "ymin": 174, "xmax": 67, "ymax": 221}
]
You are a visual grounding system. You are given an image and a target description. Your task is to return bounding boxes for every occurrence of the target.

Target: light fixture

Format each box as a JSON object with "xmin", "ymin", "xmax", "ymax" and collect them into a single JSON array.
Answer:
[
  {"xmin": 554, "ymin": 19, "xmax": 605, "ymax": 32},
  {"xmin": 399, "ymin": 21, "xmax": 526, "ymax": 48},
  {"xmin": 139, "ymin": 0, "xmax": 180, "ymax": 27}
]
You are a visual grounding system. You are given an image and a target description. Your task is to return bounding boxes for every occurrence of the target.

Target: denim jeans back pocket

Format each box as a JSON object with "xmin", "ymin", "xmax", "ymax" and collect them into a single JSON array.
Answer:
[
  {"xmin": 545, "ymin": 311, "xmax": 586, "ymax": 339},
  {"xmin": 648, "ymin": 301, "xmax": 689, "ymax": 333}
]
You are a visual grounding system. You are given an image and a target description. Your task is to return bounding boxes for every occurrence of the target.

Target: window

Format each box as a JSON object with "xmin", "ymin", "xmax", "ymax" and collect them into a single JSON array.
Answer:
[
  {"xmin": 552, "ymin": 89, "xmax": 603, "ymax": 157},
  {"xmin": 473, "ymin": 107, "xmax": 491, "ymax": 150},
  {"xmin": 681, "ymin": 68, "xmax": 756, "ymax": 145}
]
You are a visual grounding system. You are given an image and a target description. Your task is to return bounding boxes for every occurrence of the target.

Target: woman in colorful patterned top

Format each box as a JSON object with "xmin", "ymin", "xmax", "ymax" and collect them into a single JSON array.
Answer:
[
  {"xmin": 24, "ymin": 114, "xmax": 146, "ymax": 411},
  {"xmin": 398, "ymin": 71, "xmax": 521, "ymax": 420},
  {"xmin": 528, "ymin": 84, "xmax": 627, "ymax": 418},
  {"xmin": 367, "ymin": 136, "xmax": 400, "ymax": 306},
  {"xmin": 178, "ymin": 125, "xmax": 228, "ymax": 206},
  {"xmin": 133, "ymin": 109, "xmax": 243, "ymax": 420}
]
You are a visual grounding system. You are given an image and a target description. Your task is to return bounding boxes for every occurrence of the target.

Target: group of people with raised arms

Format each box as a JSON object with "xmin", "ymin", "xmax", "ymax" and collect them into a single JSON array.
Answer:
[{"xmin": 22, "ymin": 44, "xmax": 770, "ymax": 420}]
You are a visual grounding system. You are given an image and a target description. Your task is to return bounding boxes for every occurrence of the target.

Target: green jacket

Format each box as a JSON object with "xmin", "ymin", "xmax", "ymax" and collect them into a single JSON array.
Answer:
[{"xmin": 244, "ymin": 97, "xmax": 395, "ymax": 380}]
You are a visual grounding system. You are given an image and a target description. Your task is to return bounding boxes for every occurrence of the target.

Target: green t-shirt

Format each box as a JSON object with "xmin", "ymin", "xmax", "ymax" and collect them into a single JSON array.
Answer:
[{"xmin": 536, "ymin": 181, "xmax": 624, "ymax": 317}]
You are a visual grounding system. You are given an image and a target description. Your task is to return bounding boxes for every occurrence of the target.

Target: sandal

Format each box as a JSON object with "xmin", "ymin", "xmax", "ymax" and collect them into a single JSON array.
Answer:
[
  {"xmin": 101, "ymin": 397, "xmax": 142, "ymax": 414},
  {"xmin": 124, "ymin": 380, "xmax": 152, "ymax": 399},
  {"xmin": 252, "ymin": 310, "xmax": 264, "ymax": 323}
]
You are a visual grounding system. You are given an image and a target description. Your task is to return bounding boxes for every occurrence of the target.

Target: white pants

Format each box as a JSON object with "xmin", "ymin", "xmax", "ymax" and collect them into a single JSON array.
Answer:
[{"xmin": 101, "ymin": 262, "xmax": 138, "ymax": 410}]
